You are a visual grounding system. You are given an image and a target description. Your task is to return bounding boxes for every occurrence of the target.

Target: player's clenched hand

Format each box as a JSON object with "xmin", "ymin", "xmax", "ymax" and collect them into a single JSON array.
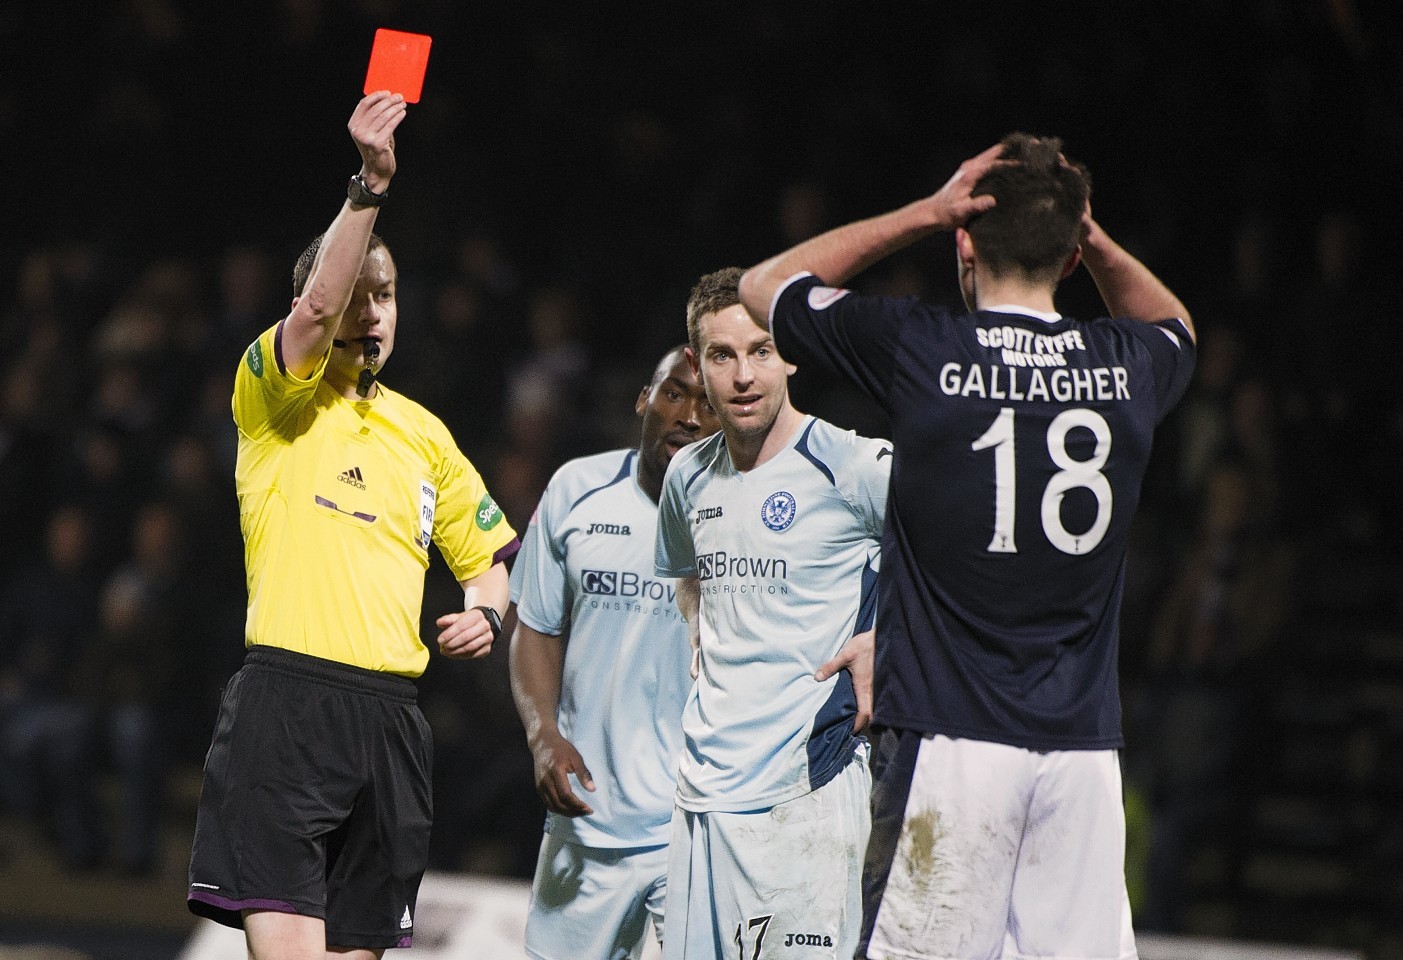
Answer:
[
  {"xmin": 435, "ymin": 607, "xmax": 496, "ymax": 659},
  {"xmin": 531, "ymin": 732, "xmax": 596, "ymax": 817},
  {"xmin": 348, "ymin": 91, "xmax": 406, "ymax": 187},
  {"xmin": 815, "ymin": 629, "xmax": 874, "ymax": 734},
  {"xmin": 924, "ymin": 143, "xmax": 1005, "ymax": 231}
]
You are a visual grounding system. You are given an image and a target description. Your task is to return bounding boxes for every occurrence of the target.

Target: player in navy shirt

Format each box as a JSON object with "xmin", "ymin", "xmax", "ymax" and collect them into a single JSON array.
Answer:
[{"xmin": 739, "ymin": 135, "xmax": 1196, "ymax": 960}]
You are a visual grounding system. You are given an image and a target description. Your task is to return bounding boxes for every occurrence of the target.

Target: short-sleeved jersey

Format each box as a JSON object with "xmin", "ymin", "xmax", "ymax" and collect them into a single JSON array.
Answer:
[
  {"xmin": 233, "ymin": 322, "xmax": 519, "ymax": 677},
  {"xmin": 510, "ymin": 448, "xmax": 693, "ymax": 848},
  {"xmin": 771, "ymin": 273, "xmax": 1196, "ymax": 751},
  {"xmin": 655, "ymin": 416, "xmax": 890, "ymax": 813}
]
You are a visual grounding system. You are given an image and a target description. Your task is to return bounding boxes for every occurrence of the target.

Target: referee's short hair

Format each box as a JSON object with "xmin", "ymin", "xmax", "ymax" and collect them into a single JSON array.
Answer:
[{"xmin": 292, "ymin": 233, "xmax": 390, "ymax": 297}]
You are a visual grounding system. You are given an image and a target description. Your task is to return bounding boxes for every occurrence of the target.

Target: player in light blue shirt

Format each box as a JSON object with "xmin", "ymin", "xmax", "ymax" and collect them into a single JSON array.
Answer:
[
  {"xmin": 654, "ymin": 268, "xmax": 890, "ymax": 960},
  {"xmin": 509, "ymin": 346, "xmax": 718, "ymax": 960}
]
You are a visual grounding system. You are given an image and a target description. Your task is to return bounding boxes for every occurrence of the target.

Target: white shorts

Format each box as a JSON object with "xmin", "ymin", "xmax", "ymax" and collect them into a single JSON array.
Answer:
[
  {"xmin": 524, "ymin": 833, "xmax": 668, "ymax": 960},
  {"xmin": 865, "ymin": 732, "xmax": 1135, "ymax": 960},
  {"xmin": 663, "ymin": 754, "xmax": 871, "ymax": 960}
]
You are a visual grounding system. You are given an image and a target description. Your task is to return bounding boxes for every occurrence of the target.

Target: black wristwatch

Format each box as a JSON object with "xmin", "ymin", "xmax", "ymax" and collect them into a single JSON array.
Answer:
[
  {"xmin": 472, "ymin": 605, "xmax": 503, "ymax": 642},
  {"xmin": 347, "ymin": 173, "xmax": 388, "ymax": 208}
]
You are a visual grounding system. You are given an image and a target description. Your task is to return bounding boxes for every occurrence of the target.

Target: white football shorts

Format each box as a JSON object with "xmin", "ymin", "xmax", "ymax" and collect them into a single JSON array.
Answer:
[
  {"xmin": 865, "ymin": 732, "xmax": 1136, "ymax": 960},
  {"xmin": 663, "ymin": 752, "xmax": 871, "ymax": 960},
  {"xmin": 524, "ymin": 833, "xmax": 669, "ymax": 960}
]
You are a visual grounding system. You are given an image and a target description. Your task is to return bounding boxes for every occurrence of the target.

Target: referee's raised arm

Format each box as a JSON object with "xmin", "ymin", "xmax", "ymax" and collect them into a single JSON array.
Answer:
[{"xmin": 281, "ymin": 91, "xmax": 405, "ymax": 378}]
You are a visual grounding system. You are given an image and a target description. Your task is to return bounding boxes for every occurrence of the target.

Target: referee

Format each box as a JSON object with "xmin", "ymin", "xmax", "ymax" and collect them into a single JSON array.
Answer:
[{"xmin": 186, "ymin": 91, "xmax": 520, "ymax": 958}]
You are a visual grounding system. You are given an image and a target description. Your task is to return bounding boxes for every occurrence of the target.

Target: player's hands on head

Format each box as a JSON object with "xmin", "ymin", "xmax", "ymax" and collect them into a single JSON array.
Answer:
[
  {"xmin": 348, "ymin": 90, "xmax": 407, "ymax": 189},
  {"xmin": 435, "ymin": 607, "xmax": 496, "ymax": 659},
  {"xmin": 1080, "ymin": 201, "xmax": 1109, "ymax": 247},
  {"xmin": 815, "ymin": 629, "xmax": 874, "ymax": 734},
  {"xmin": 926, "ymin": 143, "xmax": 1007, "ymax": 231},
  {"xmin": 532, "ymin": 732, "xmax": 596, "ymax": 817}
]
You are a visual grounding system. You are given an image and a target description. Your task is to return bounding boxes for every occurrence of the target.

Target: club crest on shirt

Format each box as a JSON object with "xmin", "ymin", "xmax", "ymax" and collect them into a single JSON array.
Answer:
[{"xmin": 760, "ymin": 490, "xmax": 797, "ymax": 531}]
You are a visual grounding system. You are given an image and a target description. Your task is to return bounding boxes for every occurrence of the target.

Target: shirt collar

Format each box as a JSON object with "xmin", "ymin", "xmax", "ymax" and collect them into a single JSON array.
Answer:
[{"xmin": 983, "ymin": 303, "xmax": 1062, "ymax": 324}]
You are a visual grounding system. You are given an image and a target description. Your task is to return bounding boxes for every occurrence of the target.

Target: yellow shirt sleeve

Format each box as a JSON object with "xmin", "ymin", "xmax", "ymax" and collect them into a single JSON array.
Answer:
[
  {"xmin": 429, "ymin": 421, "xmax": 517, "ymax": 583},
  {"xmin": 232, "ymin": 322, "xmax": 329, "ymax": 441}
]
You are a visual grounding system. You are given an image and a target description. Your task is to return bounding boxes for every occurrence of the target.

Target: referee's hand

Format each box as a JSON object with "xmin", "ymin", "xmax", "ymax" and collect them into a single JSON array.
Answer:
[
  {"xmin": 435, "ymin": 608, "xmax": 496, "ymax": 659},
  {"xmin": 348, "ymin": 90, "xmax": 405, "ymax": 189},
  {"xmin": 815, "ymin": 629, "xmax": 874, "ymax": 734}
]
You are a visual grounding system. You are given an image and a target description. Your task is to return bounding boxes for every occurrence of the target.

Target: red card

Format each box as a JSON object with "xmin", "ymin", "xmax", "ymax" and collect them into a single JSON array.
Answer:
[{"xmin": 364, "ymin": 29, "xmax": 432, "ymax": 103}]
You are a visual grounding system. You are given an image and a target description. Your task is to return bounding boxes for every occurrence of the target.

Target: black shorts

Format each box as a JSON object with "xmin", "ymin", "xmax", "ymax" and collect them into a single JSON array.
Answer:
[{"xmin": 187, "ymin": 646, "xmax": 433, "ymax": 950}]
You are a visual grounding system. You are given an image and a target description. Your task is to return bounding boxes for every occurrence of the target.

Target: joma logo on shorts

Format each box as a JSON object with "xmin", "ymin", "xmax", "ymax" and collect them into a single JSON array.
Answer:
[
  {"xmin": 586, "ymin": 522, "xmax": 631, "ymax": 535},
  {"xmin": 783, "ymin": 933, "xmax": 834, "ymax": 947}
]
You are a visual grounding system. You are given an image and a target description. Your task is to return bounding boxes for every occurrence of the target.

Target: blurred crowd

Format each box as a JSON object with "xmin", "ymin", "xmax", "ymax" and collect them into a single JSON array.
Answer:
[{"xmin": 3, "ymin": 0, "xmax": 1400, "ymax": 942}]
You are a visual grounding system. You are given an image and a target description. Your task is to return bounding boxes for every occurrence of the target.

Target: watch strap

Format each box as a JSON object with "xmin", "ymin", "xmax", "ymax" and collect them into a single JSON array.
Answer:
[
  {"xmin": 347, "ymin": 173, "xmax": 388, "ymax": 208},
  {"xmin": 472, "ymin": 605, "xmax": 503, "ymax": 642}
]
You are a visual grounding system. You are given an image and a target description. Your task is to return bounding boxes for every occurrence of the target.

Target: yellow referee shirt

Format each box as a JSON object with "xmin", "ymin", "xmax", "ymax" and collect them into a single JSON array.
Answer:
[{"xmin": 232, "ymin": 323, "xmax": 518, "ymax": 676}]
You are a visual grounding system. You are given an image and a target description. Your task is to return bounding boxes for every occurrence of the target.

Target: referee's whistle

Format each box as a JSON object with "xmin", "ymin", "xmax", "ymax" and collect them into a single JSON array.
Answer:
[{"xmin": 356, "ymin": 339, "xmax": 381, "ymax": 398}]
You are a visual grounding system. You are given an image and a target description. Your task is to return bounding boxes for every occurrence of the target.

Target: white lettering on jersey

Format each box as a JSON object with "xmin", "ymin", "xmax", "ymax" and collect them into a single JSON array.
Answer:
[{"xmin": 939, "ymin": 363, "xmax": 1131, "ymax": 402}]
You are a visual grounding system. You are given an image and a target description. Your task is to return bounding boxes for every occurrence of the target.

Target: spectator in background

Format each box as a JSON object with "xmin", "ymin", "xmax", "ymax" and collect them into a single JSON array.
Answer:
[
  {"xmin": 1140, "ymin": 457, "xmax": 1297, "ymax": 930},
  {"xmin": 0, "ymin": 362, "xmax": 59, "ymax": 582},
  {"xmin": 0, "ymin": 504, "xmax": 103, "ymax": 870},
  {"xmin": 215, "ymin": 243, "xmax": 281, "ymax": 346},
  {"xmin": 157, "ymin": 435, "xmax": 245, "ymax": 759},
  {"xmin": 1168, "ymin": 327, "xmax": 1242, "ymax": 511},
  {"xmin": 78, "ymin": 503, "xmax": 183, "ymax": 877},
  {"xmin": 59, "ymin": 422, "xmax": 145, "ymax": 581},
  {"xmin": 489, "ymin": 284, "xmax": 598, "ymax": 529}
]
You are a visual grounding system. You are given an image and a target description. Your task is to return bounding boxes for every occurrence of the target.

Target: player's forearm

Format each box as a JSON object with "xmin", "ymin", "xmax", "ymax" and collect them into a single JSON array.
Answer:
[
  {"xmin": 1080, "ymin": 220, "xmax": 1195, "ymax": 342},
  {"xmin": 676, "ymin": 576, "xmax": 701, "ymax": 649},
  {"xmin": 508, "ymin": 620, "xmax": 567, "ymax": 749},
  {"xmin": 740, "ymin": 202, "xmax": 939, "ymax": 329}
]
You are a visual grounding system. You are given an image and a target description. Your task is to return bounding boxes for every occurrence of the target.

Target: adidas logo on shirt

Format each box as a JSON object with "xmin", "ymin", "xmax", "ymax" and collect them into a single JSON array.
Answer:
[
  {"xmin": 400, "ymin": 906, "xmax": 412, "ymax": 929},
  {"xmin": 338, "ymin": 466, "xmax": 366, "ymax": 490}
]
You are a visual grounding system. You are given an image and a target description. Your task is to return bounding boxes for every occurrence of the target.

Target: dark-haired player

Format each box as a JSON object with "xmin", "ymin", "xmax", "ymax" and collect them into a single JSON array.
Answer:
[
  {"xmin": 740, "ymin": 135, "xmax": 1196, "ymax": 959},
  {"xmin": 186, "ymin": 92, "xmax": 519, "ymax": 959},
  {"xmin": 508, "ymin": 345, "xmax": 718, "ymax": 960}
]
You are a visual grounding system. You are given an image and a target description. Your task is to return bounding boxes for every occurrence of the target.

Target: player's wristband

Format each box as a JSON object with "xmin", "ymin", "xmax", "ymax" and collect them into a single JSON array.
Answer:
[
  {"xmin": 347, "ymin": 173, "xmax": 388, "ymax": 208},
  {"xmin": 472, "ymin": 605, "xmax": 503, "ymax": 642}
]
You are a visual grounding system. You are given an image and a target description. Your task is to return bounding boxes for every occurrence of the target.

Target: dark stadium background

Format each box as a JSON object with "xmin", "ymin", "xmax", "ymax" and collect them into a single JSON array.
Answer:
[{"xmin": 3, "ymin": 1, "xmax": 1400, "ymax": 957}]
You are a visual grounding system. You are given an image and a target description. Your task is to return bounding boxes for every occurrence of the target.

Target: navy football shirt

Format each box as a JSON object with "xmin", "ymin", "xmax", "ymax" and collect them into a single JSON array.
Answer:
[{"xmin": 770, "ymin": 273, "xmax": 1196, "ymax": 750}]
